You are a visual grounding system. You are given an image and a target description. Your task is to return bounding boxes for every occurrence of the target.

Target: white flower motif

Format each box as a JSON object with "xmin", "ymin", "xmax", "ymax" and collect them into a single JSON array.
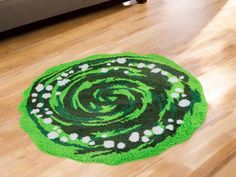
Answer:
[
  {"xmin": 117, "ymin": 58, "xmax": 127, "ymax": 64},
  {"xmin": 101, "ymin": 68, "xmax": 109, "ymax": 73},
  {"xmin": 178, "ymin": 99, "xmax": 191, "ymax": 107},
  {"xmin": 148, "ymin": 64, "xmax": 156, "ymax": 69},
  {"xmin": 69, "ymin": 133, "xmax": 78, "ymax": 140},
  {"xmin": 171, "ymin": 93, "xmax": 179, "ymax": 98},
  {"xmin": 46, "ymin": 85, "xmax": 53, "ymax": 91},
  {"xmin": 35, "ymin": 84, "xmax": 44, "ymax": 92},
  {"xmin": 129, "ymin": 132, "xmax": 140, "ymax": 142},
  {"xmin": 46, "ymin": 111, "xmax": 53, "ymax": 115},
  {"xmin": 143, "ymin": 130, "xmax": 152, "ymax": 136},
  {"xmin": 166, "ymin": 124, "xmax": 174, "ymax": 131},
  {"xmin": 32, "ymin": 99, "xmax": 36, "ymax": 103},
  {"xmin": 137, "ymin": 63, "xmax": 145, "ymax": 68},
  {"xmin": 60, "ymin": 136, "xmax": 68, "ymax": 142},
  {"xmin": 43, "ymin": 118, "xmax": 52, "ymax": 124},
  {"xmin": 141, "ymin": 136, "xmax": 150, "ymax": 143},
  {"xmin": 175, "ymin": 88, "xmax": 184, "ymax": 93},
  {"xmin": 69, "ymin": 70, "xmax": 74, "ymax": 74},
  {"xmin": 42, "ymin": 93, "xmax": 51, "ymax": 99},
  {"xmin": 168, "ymin": 77, "xmax": 179, "ymax": 83},
  {"xmin": 103, "ymin": 140, "xmax": 115, "ymax": 148},
  {"xmin": 177, "ymin": 120, "xmax": 184, "ymax": 124},
  {"xmin": 79, "ymin": 64, "xmax": 89, "ymax": 71},
  {"xmin": 161, "ymin": 71, "xmax": 168, "ymax": 76},
  {"xmin": 124, "ymin": 71, "xmax": 129, "ymax": 75},
  {"xmin": 151, "ymin": 68, "xmax": 161, "ymax": 73},
  {"xmin": 57, "ymin": 79, "xmax": 70, "ymax": 86},
  {"xmin": 47, "ymin": 132, "xmax": 58, "ymax": 139},
  {"xmin": 30, "ymin": 109, "xmax": 40, "ymax": 114},
  {"xmin": 36, "ymin": 103, "xmax": 44, "ymax": 108},
  {"xmin": 61, "ymin": 73, "xmax": 69, "ymax": 77},
  {"xmin": 168, "ymin": 118, "xmax": 174, "ymax": 123},
  {"xmin": 82, "ymin": 136, "xmax": 91, "ymax": 143},
  {"xmin": 89, "ymin": 141, "xmax": 96, "ymax": 146},
  {"xmin": 152, "ymin": 126, "xmax": 164, "ymax": 135},
  {"xmin": 31, "ymin": 93, "xmax": 38, "ymax": 97},
  {"xmin": 117, "ymin": 142, "xmax": 126, "ymax": 149}
]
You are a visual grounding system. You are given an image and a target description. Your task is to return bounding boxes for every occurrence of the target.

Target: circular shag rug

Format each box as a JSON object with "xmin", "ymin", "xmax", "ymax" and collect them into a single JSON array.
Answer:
[{"xmin": 19, "ymin": 53, "xmax": 207, "ymax": 165}]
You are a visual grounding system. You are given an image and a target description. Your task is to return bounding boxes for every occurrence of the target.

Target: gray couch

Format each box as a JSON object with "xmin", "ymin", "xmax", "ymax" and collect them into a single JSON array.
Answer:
[{"xmin": 0, "ymin": 0, "xmax": 110, "ymax": 32}]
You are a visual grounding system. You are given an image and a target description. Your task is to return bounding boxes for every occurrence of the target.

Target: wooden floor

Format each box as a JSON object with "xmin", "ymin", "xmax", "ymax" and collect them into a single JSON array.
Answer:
[{"xmin": 0, "ymin": 0, "xmax": 236, "ymax": 176}]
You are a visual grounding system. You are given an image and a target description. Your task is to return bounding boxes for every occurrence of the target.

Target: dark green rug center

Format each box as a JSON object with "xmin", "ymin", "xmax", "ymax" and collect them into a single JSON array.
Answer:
[{"xmin": 19, "ymin": 53, "xmax": 207, "ymax": 165}]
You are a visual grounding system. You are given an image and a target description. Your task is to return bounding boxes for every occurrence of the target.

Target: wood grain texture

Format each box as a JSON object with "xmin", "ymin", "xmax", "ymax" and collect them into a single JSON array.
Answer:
[{"xmin": 0, "ymin": 0, "xmax": 235, "ymax": 176}]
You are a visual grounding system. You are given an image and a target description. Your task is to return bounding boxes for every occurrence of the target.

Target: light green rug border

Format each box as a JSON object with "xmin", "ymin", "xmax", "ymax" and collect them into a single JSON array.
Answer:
[{"xmin": 19, "ymin": 52, "xmax": 208, "ymax": 165}]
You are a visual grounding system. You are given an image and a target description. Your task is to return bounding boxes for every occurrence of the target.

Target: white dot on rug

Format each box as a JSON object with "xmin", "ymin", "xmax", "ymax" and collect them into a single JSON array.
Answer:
[
  {"xmin": 171, "ymin": 93, "xmax": 179, "ymax": 98},
  {"xmin": 32, "ymin": 99, "xmax": 36, "ymax": 103},
  {"xmin": 58, "ymin": 79, "xmax": 70, "ymax": 86},
  {"xmin": 46, "ymin": 85, "xmax": 53, "ymax": 91},
  {"xmin": 117, "ymin": 142, "xmax": 126, "ymax": 149},
  {"xmin": 151, "ymin": 68, "xmax": 161, "ymax": 73},
  {"xmin": 117, "ymin": 58, "xmax": 127, "ymax": 64},
  {"xmin": 141, "ymin": 136, "xmax": 150, "ymax": 143},
  {"xmin": 31, "ymin": 93, "xmax": 38, "ymax": 97},
  {"xmin": 30, "ymin": 109, "xmax": 40, "ymax": 114},
  {"xmin": 114, "ymin": 67, "xmax": 119, "ymax": 70},
  {"xmin": 36, "ymin": 103, "xmax": 44, "ymax": 108},
  {"xmin": 175, "ymin": 88, "xmax": 184, "ymax": 93},
  {"xmin": 143, "ymin": 130, "xmax": 152, "ymax": 136},
  {"xmin": 103, "ymin": 140, "xmax": 115, "ymax": 148},
  {"xmin": 57, "ymin": 76, "xmax": 62, "ymax": 80},
  {"xmin": 129, "ymin": 132, "xmax": 140, "ymax": 142},
  {"xmin": 79, "ymin": 64, "xmax": 89, "ymax": 71},
  {"xmin": 178, "ymin": 99, "xmax": 191, "ymax": 107},
  {"xmin": 168, "ymin": 119, "xmax": 174, "ymax": 123},
  {"xmin": 101, "ymin": 68, "xmax": 109, "ymax": 73},
  {"xmin": 42, "ymin": 93, "xmax": 51, "ymax": 99},
  {"xmin": 89, "ymin": 141, "xmax": 95, "ymax": 145},
  {"xmin": 137, "ymin": 63, "xmax": 145, "ymax": 68},
  {"xmin": 60, "ymin": 136, "xmax": 68, "ymax": 142},
  {"xmin": 35, "ymin": 84, "xmax": 44, "ymax": 92},
  {"xmin": 69, "ymin": 133, "xmax": 78, "ymax": 140},
  {"xmin": 168, "ymin": 77, "xmax": 179, "ymax": 83},
  {"xmin": 148, "ymin": 64, "xmax": 156, "ymax": 69},
  {"xmin": 61, "ymin": 73, "xmax": 69, "ymax": 77},
  {"xmin": 82, "ymin": 136, "xmax": 91, "ymax": 143},
  {"xmin": 46, "ymin": 111, "xmax": 53, "ymax": 115},
  {"xmin": 69, "ymin": 70, "xmax": 74, "ymax": 74},
  {"xmin": 161, "ymin": 71, "xmax": 168, "ymax": 76},
  {"xmin": 43, "ymin": 118, "xmax": 52, "ymax": 124},
  {"xmin": 47, "ymin": 132, "xmax": 58, "ymax": 139},
  {"xmin": 166, "ymin": 124, "xmax": 174, "ymax": 131},
  {"xmin": 177, "ymin": 120, "xmax": 184, "ymax": 124},
  {"xmin": 152, "ymin": 126, "xmax": 164, "ymax": 135},
  {"xmin": 37, "ymin": 114, "xmax": 43, "ymax": 118},
  {"xmin": 124, "ymin": 71, "xmax": 129, "ymax": 75}
]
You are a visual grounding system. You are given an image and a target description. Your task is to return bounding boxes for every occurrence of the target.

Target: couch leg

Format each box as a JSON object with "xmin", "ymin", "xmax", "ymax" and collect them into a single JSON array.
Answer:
[{"xmin": 136, "ymin": 0, "xmax": 147, "ymax": 4}]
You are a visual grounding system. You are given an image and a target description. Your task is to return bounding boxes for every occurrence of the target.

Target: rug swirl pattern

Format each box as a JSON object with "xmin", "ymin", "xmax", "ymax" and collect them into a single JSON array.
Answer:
[{"xmin": 19, "ymin": 53, "xmax": 207, "ymax": 165}]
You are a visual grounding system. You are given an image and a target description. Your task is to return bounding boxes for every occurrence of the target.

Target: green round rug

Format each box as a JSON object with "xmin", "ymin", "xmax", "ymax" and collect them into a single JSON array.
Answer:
[{"xmin": 19, "ymin": 53, "xmax": 207, "ymax": 165}]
